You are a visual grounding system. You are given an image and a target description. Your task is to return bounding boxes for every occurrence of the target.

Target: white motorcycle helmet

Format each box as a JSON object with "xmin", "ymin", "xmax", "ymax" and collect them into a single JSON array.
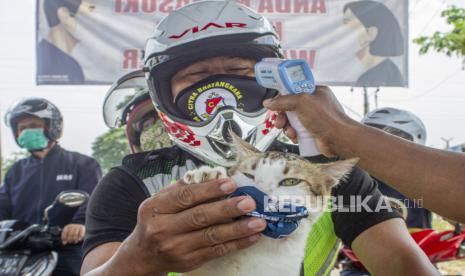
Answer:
[
  {"xmin": 144, "ymin": 0, "xmax": 283, "ymax": 166},
  {"xmin": 362, "ymin": 107, "xmax": 427, "ymax": 145}
]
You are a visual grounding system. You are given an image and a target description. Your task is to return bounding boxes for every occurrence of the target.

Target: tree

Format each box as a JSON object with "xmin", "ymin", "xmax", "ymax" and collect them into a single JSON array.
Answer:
[
  {"xmin": 92, "ymin": 128, "xmax": 129, "ymax": 174},
  {"xmin": 414, "ymin": 6, "xmax": 465, "ymax": 68}
]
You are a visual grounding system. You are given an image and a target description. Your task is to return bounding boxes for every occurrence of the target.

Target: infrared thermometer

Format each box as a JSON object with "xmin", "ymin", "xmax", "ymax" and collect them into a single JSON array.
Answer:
[{"xmin": 255, "ymin": 58, "xmax": 319, "ymax": 157}]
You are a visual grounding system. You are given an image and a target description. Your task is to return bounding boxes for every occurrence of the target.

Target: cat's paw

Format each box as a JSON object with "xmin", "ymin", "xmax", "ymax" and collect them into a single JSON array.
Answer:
[{"xmin": 183, "ymin": 166, "xmax": 228, "ymax": 184}]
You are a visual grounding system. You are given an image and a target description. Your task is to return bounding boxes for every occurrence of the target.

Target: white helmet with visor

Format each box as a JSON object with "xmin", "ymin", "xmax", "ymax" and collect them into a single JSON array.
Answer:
[{"xmin": 144, "ymin": 0, "xmax": 283, "ymax": 166}]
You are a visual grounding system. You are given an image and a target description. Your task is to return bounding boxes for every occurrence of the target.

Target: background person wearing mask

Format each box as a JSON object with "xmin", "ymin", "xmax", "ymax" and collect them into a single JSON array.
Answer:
[{"xmin": 1, "ymin": 98, "xmax": 102, "ymax": 276}]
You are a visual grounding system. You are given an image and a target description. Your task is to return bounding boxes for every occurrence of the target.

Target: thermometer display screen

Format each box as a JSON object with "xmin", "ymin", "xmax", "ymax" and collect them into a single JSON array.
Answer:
[{"xmin": 286, "ymin": 65, "xmax": 306, "ymax": 82}]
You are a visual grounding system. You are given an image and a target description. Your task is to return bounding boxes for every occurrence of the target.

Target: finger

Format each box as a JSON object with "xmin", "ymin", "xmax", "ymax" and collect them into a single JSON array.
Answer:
[
  {"xmin": 66, "ymin": 227, "xmax": 77, "ymax": 244},
  {"xmin": 74, "ymin": 227, "xmax": 83, "ymax": 243},
  {"xmin": 169, "ymin": 196, "xmax": 257, "ymax": 234},
  {"xmin": 275, "ymin": 112, "xmax": 288, "ymax": 129},
  {"xmin": 144, "ymin": 178, "xmax": 237, "ymax": 214},
  {"xmin": 158, "ymin": 179, "xmax": 186, "ymax": 194},
  {"xmin": 283, "ymin": 125, "xmax": 297, "ymax": 143},
  {"xmin": 185, "ymin": 234, "xmax": 261, "ymax": 267},
  {"xmin": 175, "ymin": 217, "xmax": 266, "ymax": 253},
  {"xmin": 263, "ymin": 94, "xmax": 300, "ymax": 112},
  {"xmin": 70, "ymin": 227, "xmax": 80, "ymax": 244},
  {"xmin": 61, "ymin": 227, "xmax": 70, "ymax": 244},
  {"xmin": 78, "ymin": 226, "xmax": 86, "ymax": 242}
]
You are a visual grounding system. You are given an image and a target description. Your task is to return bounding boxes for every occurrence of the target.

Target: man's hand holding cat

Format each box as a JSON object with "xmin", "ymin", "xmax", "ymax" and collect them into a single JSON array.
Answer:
[
  {"xmin": 117, "ymin": 178, "xmax": 266, "ymax": 275},
  {"xmin": 263, "ymin": 86, "xmax": 355, "ymax": 157}
]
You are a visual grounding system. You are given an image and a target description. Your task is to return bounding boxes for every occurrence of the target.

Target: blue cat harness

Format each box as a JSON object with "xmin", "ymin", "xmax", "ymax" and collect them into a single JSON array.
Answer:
[{"xmin": 228, "ymin": 186, "xmax": 308, "ymax": 239}]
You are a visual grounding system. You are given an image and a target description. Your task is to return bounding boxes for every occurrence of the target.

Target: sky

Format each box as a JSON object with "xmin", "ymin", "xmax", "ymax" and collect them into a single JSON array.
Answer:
[{"xmin": 1, "ymin": 0, "xmax": 465, "ymax": 161}]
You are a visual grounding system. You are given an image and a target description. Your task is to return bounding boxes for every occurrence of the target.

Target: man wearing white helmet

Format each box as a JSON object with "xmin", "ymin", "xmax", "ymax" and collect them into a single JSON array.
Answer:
[{"xmin": 82, "ymin": 1, "xmax": 436, "ymax": 275}]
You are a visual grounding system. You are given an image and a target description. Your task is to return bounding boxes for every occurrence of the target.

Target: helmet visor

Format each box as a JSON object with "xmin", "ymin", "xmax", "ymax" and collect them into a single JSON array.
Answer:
[
  {"xmin": 103, "ymin": 70, "xmax": 149, "ymax": 128},
  {"xmin": 4, "ymin": 98, "xmax": 53, "ymax": 128},
  {"xmin": 146, "ymin": 34, "xmax": 282, "ymax": 124},
  {"xmin": 367, "ymin": 123, "xmax": 414, "ymax": 142}
]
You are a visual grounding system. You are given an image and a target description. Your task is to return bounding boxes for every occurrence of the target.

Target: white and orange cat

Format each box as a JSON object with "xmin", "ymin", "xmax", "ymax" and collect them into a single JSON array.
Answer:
[{"xmin": 182, "ymin": 134, "xmax": 358, "ymax": 276}]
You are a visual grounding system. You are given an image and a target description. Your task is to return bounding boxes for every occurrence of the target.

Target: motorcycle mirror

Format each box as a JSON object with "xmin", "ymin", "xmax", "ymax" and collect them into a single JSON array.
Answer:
[
  {"xmin": 43, "ymin": 190, "xmax": 89, "ymax": 225},
  {"xmin": 56, "ymin": 190, "xmax": 89, "ymax": 208}
]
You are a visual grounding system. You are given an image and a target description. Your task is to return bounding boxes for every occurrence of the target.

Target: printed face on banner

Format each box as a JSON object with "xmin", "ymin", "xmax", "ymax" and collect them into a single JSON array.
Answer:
[
  {"xmin": 36, "ymin": 0, "xmax": 408, "ymax": 87},
  {"xmin": 343, "ymin": 9, "xmax": 372, "ymax": 49},
  {"xmin": 37, "ymin": 0, "xmax": 98, "ymax": 84},
  {"xmin": 59, "ymin": 1, "xmax": 96, "ymax": 37},
  {"xmin": 340, "ymin": 1, "xmax": 406, "ymax": 86}
]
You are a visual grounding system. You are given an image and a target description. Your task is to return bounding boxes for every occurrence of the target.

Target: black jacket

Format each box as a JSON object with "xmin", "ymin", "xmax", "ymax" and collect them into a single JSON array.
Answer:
[{"xmin": 0, "ymin": 145, "xmax": 102, "ymax": 227}]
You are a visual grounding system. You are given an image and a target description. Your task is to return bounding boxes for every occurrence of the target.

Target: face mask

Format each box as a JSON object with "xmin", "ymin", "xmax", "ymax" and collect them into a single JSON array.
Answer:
[
  {"xmin": 139, "ymin": 119, "xmax": 173, "ymax": 152},
  {"xmin": 17, "ymin": 128, "xmax": 49, "ymax": 151},
  {"xmin": 332, "ymin": 26, "xmax": 368, "ymax": 81},
  {"xmin": 341, "ymin": 25, "xmax": 365, "ymax": 54},
  {"xmin": 68, "ymin": 10, "xmax": 91, "ymax": 42},
  {"xmin": 174, "ymin": 75, "xmax": 277, "ymax": 122}
]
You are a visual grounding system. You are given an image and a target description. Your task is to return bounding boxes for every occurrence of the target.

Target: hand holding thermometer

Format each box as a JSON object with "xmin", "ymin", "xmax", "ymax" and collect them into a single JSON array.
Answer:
[{"xmin": 255, "ymin": 58, "xmax": 319, "ymax": 157}]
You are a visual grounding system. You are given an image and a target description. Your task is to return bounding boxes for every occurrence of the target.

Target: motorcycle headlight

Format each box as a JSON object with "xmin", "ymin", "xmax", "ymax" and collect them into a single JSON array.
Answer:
[{"xmin": 458, "ymin": 242, "xmax": 465, "ymax": 258}]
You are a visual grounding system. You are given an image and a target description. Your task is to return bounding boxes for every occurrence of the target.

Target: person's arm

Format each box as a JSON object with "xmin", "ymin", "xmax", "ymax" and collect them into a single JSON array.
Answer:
[
  {"xmin": 81, "ymin": 168, "xmax": 265, "ymax": 275},
  {"xmin": 341, "ymin": 124, "xmax": 465, "ymax": 223},
  {"xmin": 352, "ymin": 218, "xmax": 438, "ymax": 275},
  {"xmin": 330, "ymin": 164, "xmax": 437, "ymax": 274},
  {"xmin": 80, "ymin": 242, "xmax": 121, "ymax": 275},
  {"xmin": 264, "ymin": 86, "xmax": 465, "ymax": 222}
]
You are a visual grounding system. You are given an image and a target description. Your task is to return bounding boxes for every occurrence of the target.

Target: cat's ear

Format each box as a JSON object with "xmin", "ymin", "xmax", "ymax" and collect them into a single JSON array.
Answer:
[
  {"xmin": 319, "ymin": 158, "xmax": 360, "ymax": 187},
  {"xmin": 229, "ymin": 130, "xmax": 260, "ymax": 159}
]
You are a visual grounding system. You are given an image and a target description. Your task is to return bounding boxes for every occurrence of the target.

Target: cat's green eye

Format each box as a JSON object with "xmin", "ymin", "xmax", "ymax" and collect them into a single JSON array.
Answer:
[
  {"xmin": 243, "ymin": 172, "xmax": 255, "ymax": 180},
  {"xmin": 279, "ymin": 178, "xmax": 302, "ymax": 187}
]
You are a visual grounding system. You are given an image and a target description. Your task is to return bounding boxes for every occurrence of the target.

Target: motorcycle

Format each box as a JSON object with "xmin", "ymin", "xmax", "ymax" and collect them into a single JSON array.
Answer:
[{"xmin": 0, "ymin": 190, "xmax": 89, "ymax": 276}]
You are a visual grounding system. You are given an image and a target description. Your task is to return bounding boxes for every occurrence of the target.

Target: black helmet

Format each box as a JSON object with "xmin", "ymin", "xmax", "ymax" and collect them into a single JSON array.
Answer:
[{"xmin": 4, "ymin": 98, "xmax": 63, "ymax": 142}]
